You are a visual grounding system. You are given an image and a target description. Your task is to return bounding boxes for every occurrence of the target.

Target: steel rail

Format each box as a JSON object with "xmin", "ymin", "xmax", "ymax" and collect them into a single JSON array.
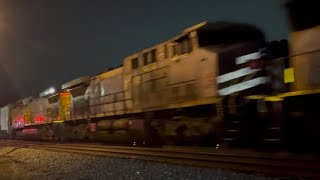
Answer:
[{"xmin": 0, "ymin": 140, "xmax": 319, "ymax": 178}]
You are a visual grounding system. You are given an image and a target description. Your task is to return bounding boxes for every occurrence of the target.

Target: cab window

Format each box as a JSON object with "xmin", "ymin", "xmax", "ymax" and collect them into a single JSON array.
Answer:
[
  {"xmin": 132, "ymin": 58, "xmax": 139, "ymax": 69},
  {"xmin": 142, "ymin": 49, "xmax": 157, "ymax": 66},
  {"xmin": 172, "ymin": 35, "xmax": 192, "ymax": 57},
  {"xmin": 143, "ymin": 53, "xmax": 149, "ymax": 65},
  {"xmin": 164, "ymin": 45, "xmax": 168, "ymax": 59},
  {"xmin": 151, "ymin": 49, "xmax": 157, "ymax": 63}
]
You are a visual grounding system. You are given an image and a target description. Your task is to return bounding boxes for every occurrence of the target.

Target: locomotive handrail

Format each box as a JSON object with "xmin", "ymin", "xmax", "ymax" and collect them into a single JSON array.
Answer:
[
  {"xmin": 271, "ymin": 48, "xmax": 320, "ymax": 62},
  {"xmin": 89, "ymin": 91, "xmax": 125, "ymax": 100},
  {"xmin": 89, "ymin": 98, "xmax": 130, "ymax": 107},
  {"xmin": 278, "ymin": 89, "xmax": 320, "ymax": 98}
]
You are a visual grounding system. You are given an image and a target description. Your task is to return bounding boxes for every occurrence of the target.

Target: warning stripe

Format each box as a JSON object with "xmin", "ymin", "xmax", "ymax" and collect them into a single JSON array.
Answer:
[{"xmin": 218, "ymin": 77, "xmax": 269, "ymax": 96}]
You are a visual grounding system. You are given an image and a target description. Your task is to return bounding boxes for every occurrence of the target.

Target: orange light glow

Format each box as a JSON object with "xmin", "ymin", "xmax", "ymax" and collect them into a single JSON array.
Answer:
[{"xmin": 60, "ymin": 92, "xmax": 71, "ymax": 96}]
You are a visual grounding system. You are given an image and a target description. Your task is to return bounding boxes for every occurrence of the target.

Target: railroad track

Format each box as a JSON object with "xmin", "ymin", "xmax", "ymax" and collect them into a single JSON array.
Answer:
[{"xmin": 0, "ymin": 140, "xmax": 319, "ymax": 178}]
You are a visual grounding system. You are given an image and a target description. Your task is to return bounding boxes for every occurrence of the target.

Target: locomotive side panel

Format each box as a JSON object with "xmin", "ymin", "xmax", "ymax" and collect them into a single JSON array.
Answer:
[
  {"xmin": 29, "ymin": 98, "xmax": 51, "ymax": 125},
  {"xmin": 58, "ymin": 92, "xmax": 72, "ymax": 122},
  {"xmin": 168, "ymin": 48, "xmax": 218, "ymax": 106},
  {"xmin": 47, "ymin": 95, "xmax": 60, "ymax": 122},
  {"xmin": 168, "ymin": 54, "xmax": 197, "ymax": 103},
  {"xmin": 11, "ymin": 97, "xmax": 33, "ymax": 129},
  {"xmin": 62, "ymin": 76, "xmax": 90, "ymax": 121},
  {"xmin": 101, "ymin": 72, "xmax": 125, "ymax": 115},
  {"xmin": 0, "ymin": 105, "xmax": 11, "ymax": 134},
  {"xmin": 124, "ymin": 43, "xmax": 171, "ymax": 112},
  {"xmin": 72, "ymin": 95, "xmax": 89, "ymax": 120},
  {"xmin": 88, "ymin": 67, "xmax": 125, "ymax": 117},
  {"xmin": 124, "ymin": 30, "xmax": 220, "ymax": 112},
  {"xmin": 11, "ymin": 108, "xmax": 25, "ymax": 129},
  {"xmin": 132, "ymin": 64, "xmax": 169, "ymax": 110},
  {"xmin": 290, "ymin": 26, "xmax": 320, "ymax": 91},
  {"xmin": 196, "ymin": 50, "xmax": 218, "ymax": 98}
]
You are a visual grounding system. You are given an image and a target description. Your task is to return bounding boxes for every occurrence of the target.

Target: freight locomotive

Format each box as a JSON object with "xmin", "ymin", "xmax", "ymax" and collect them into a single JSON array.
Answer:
[
  {"xmin": 0, "ymin": 0, "xmax": 319, "ymax": 151},
  {"xmin": 0, "ymin": 21, "xmax": 268, "ymax": 145}
]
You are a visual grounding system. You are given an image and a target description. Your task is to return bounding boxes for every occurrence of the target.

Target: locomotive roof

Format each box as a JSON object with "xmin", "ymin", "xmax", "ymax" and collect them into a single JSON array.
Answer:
[
  {"xmin": 125, "ymin": 21, "xmax": 265, "ymax": 58},
  {"xmin": 192, "ymin": 21, "xmax": 265, "ymax": 44},
  {"xmin": 61, "ymin": 76, "xmax": 91, "ymax": 90},
  {"xmin": 182, "ymin": 21, "xmax": 265, "ymax": 41},
  {"xmin": 185, "ymin": 21, "xmax": 262, "ymax": 32}
]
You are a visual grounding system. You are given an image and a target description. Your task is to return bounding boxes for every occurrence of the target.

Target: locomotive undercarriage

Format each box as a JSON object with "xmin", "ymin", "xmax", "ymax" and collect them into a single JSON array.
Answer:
[
  {"xmin": 9, "ymin": 91, "xmax": 320, "ymax": 152},
  {"xmin": 7, "ymin": 101, "xmax": 272, "ymax": 148},
  {"xmin": 9, "ymin": 104, "xmax": 223, "ymax": 146}
]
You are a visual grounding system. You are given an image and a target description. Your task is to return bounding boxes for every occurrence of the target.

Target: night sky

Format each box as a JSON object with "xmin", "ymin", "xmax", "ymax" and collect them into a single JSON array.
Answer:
[{"xmin": 0, "ymin": 0, "xmax": 289, "ymax": 106}]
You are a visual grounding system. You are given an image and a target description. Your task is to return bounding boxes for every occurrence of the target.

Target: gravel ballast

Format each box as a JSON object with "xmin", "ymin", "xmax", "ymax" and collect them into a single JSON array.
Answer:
[{"xmin": 0, "ymin": 146, "xmax": 278, "ymax": 180}]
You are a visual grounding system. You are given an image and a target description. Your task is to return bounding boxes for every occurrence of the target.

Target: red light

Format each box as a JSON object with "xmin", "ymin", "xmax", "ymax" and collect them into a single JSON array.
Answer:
[
  {"xmin": 249, "ymin": 59, "xmax": 265, "ymax": 69},
  {"xmin": 15, "ymin": 117, "xmax": 25, "ymax": 127},
  {"xmin": 17, "ymin": 117, "xmax": 24, "ymax": 123},
  {"xmin": 35, "ymin": 115, "xmax": 45, "ymax": 123}
]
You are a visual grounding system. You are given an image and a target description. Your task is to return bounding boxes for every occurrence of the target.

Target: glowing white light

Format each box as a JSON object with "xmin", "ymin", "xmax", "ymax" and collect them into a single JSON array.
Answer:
[
  {"xmin": 48, "ymin": 87, "xmax": 55, "ymax": 94},
  {"xmin": 40, "ymin": 87, "xmax": 56, "ymax": 97}
]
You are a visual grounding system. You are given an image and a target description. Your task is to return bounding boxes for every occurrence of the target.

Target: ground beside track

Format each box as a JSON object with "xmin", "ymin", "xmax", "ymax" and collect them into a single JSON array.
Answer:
[{"xmin": 0, "ymin": 145, "xmax": 278, "ymax": 180}]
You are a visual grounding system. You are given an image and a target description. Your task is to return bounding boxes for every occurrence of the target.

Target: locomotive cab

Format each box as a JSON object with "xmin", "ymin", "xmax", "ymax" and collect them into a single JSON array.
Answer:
[{"xmin": 121, "ymin": 21, "xmax": 269, "ymax": 146}]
